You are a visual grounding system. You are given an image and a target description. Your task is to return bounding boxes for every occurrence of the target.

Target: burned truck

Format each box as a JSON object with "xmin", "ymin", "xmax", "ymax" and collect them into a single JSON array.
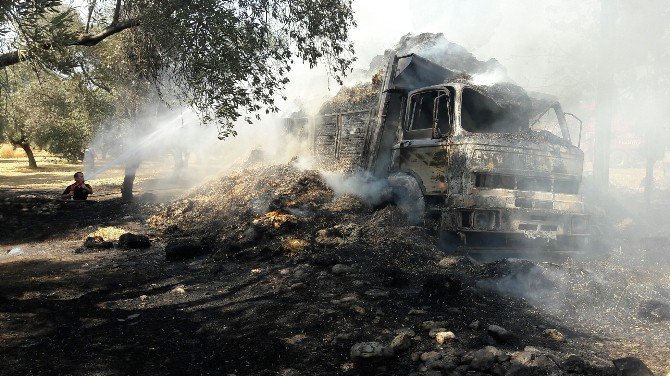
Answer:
[{"xmin": 288, "ymin": 54, "xmax": 588, "ymax": 251}]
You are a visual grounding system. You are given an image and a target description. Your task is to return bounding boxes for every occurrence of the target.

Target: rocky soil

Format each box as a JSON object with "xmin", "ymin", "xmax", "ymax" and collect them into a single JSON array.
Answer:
[{"xmin": 1, "ymin": 164, "xmax": 668, "ymax": 375}]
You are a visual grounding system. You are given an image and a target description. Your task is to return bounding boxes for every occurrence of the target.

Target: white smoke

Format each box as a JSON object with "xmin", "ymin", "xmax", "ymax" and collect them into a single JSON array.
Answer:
[
  {"xmin": 320, "ymin": 171, "xmax": 390, "ymax": 206},
  {"xmin": 471, "ymin": 67, "xmax": 509, "ymax": 86}
]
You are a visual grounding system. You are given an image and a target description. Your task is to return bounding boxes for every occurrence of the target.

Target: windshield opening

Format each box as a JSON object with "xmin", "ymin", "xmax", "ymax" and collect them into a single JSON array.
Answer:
[
  {"xmin": 406, "ymin": 88, "xmax": 454, "ymax": 137},
  {"xmin": 531, "ymin": 106, "xmax": 565, "ymax": 140},
  {"xmin": 461, "ymin": 88, "xmax": 526, "ymax": 133},
  {"xmin": 435, "ymin": 91, "xmax": 453, "ymax": 136}
]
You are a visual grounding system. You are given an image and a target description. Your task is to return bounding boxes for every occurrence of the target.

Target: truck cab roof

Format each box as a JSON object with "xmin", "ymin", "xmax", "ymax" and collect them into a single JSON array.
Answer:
[{"xmin": 393, "ymin": 54, "xmax": 559, "ymax": 122}]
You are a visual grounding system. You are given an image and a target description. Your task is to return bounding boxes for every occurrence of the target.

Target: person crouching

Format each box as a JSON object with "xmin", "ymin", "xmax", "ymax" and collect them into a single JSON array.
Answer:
[{"xmin": 61, "ymin": 172, "xmax": 93, "ymax": 200}]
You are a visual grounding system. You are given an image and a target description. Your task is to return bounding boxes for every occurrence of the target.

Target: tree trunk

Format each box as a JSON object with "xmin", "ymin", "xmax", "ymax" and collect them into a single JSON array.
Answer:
[
  {"xmin": 121, "ymin": 160, "xmax": 140, "ymax": 201},
  {"xmin": 644, "ymin": 157, "xmax": 655, "ymax": 204},
  {"xmin": 17, "ymin": 142, "xmax": 37, "ymax": 169},
  {"xmin": 593, "ymin": 0, "xmax": 617, "ymax": 190},
  {"xmin": 172, "ymin": 149, "xmax": 183, "ymax": 176}
]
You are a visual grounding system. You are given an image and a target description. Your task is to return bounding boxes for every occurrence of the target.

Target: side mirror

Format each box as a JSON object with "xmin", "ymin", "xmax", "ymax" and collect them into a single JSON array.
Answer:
[{"xmin": 564, "ymin": 112, "xmax": 583, "ymax": 148}]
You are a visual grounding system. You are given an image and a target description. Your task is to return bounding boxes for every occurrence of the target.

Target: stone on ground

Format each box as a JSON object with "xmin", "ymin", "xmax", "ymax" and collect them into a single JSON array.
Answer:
[
  {"xmin": 487, "ymin": 324, "xmax": 515, "ymax": 342},
  {"xmin": 390, "ymin": 332, "xmax": 413, "ymax": 352},
  {"xmin": 466, "ymin": 346, "xmax": 505, "ymax": 372},
  {"xmin": 84, "ymin": 236, "xmax": 113, "ymax": 249},
  {"xmin": 612, "ymin": 357, "xmax": 654, "ymax": 376},
  {"xmin": 331, "ymin": 264, "xmax": 354, "ymax": 275},
  {"xmin": 435, "ymin": 331, "xmax": 456, "ymax": 344},
  {"xmin": 543, "ymin": 328, "xmax": 566, "ymax": 342},
  {"xmin": 350, "ymin": 342, "xmax": 394, "ymax": 362},
  {"xmin": 165, "ymin": 238, "xmax": 210, "ymax": 261},
  {"xmin": 118, "ymin": 233, "xmax": 151, "ymax": 249}
]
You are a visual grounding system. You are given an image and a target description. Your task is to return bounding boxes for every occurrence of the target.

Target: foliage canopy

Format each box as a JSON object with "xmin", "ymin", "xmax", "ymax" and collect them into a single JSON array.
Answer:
[
  {"xmin": 0, "ymin": 65, "xmax": 113, "ymax": 162},
  {"xmin": 1, "ymin": 0, "xmax": 357, "ymax": 136}
]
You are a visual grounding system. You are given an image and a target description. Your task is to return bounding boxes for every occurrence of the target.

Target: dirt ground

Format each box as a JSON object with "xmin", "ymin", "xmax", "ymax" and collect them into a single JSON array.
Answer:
[{"xmin": 1, "ymin": 157, "xmax": 669, "ymax": 376}]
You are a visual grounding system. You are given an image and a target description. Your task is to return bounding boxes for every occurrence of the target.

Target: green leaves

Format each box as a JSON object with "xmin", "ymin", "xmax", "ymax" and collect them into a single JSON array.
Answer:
[
  {"xmin": 0, "ymin": 66, "xmax": 114, "ymax": 161},
  {"xmin": 2, "ymin": 2, "xmax": 80, "ymax": 72},
  {"xmin": 122, "ymin": 0, "xmax": 356, "ymax": 136},
  {"xmin": 2, "ymin": 0, "xmax": 356, "ymax": 139}
]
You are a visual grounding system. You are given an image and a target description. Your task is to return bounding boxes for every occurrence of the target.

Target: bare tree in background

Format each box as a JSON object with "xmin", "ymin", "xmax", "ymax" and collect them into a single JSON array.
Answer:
[{"xmin": 593, "ymin": 0, "xmax": 616, "ymax": 191}]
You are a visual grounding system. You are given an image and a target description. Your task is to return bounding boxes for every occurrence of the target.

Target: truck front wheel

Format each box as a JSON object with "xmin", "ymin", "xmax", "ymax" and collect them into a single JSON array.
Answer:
[
  {"xmin": 439, "ymin": 230, "xmax": 464, "ymax": 254},
  {"xmin": 387, "ymin": 172, "xmax": 425, "ymax": 225}
]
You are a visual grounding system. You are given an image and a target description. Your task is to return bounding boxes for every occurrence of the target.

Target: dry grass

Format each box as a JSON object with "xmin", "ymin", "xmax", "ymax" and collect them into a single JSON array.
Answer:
[
  {"xmin": 0, "ymin": 147, "xmax": 250, "ymax": 206},
  {"xmin": 0, "ymin": 143, "xmax": 52, "ymax": 159},
  {"xmin": 0, "ymin": 153, "xmax": 173, "ymax": 194},
  {"xmin": 86, "ymin": 226, "xmax": 129, "ymax": 241},
  {"xmin": 0, "ymin": 158, "xmax": 89, "ymax": 190},
  {"xmin": 0, "ymin": 144, "xmax": 24, "ymax": 158},
  {"xmin": 319, "ymin": 71, "xmax": 383, "ymax": 114}
]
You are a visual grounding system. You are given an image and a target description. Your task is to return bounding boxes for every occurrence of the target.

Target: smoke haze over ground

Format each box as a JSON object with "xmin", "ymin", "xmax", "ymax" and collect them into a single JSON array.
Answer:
[
  {"xmin": 278, "ymin": 4, "xmax": 670, "ymax": 371},
  {"xmin": 5, "ymin": 2, "xmax": 670, "ymax": 375},
  {"xmin": 79, "ymin": 1, "xmax": 670, "ymax": 259},
  {"xmin": 477, "ymin": 251, "xmax": 670, "ymax": 339},
  {"xmin": 284, "ymin": 0, "xmax": 670, "ymax": 173}
]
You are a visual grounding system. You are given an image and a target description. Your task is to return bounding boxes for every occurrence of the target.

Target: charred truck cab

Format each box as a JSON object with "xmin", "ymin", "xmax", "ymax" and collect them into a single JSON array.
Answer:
[
  {"xmin": 293, "ymin": 53, "xmax": 588, "ymax": 252},
  {"xmin": 390, "ymin": 82, "xmax": 587, "ymax": 250}
]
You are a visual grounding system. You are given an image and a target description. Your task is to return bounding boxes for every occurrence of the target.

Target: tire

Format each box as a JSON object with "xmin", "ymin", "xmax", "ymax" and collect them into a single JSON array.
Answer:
[
  {"xmin": 439, "ymin": 230, "xmax": 464, "ymax": 254},
  {"xmin": 387, "ymin": 172, "xmax": 425, "ymax": 224}
]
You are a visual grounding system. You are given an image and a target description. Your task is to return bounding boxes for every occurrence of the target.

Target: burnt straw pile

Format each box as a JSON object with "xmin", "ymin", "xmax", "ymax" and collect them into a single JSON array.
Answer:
[
  {"xmin": 149, "ymin": 164, "xmax": 440, "ymax": 275},
  {"xmin": 145, "ymin": 164, "xmax": 665, "ymax": 375}
]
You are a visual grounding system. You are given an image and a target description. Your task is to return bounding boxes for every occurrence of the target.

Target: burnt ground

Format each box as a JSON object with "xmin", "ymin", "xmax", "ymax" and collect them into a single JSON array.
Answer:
[{"xmin": 0, "ymin": 166, "xmax": 668, "ymax": 376}]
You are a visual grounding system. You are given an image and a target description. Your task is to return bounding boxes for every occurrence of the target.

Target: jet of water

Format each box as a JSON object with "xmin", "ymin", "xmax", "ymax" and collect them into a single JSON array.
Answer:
[{"xmin": 83, "ymin": 110, "xmax": 194, "ymax": 181}]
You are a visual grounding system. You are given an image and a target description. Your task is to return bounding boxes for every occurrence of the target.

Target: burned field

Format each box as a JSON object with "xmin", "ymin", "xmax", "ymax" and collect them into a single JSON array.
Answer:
[
  {"xmin": 1, "ymin": 33, "xmax": 669, "ymax": 376},
  {"xmin": 1, "ymin": 164, "xmax": 668, "ymax": 375}
]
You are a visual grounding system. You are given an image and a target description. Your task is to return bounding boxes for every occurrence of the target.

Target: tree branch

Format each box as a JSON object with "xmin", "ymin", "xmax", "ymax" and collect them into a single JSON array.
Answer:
[
  {"xmin": 0, "ymin": 18, "xmax": 140, "ymax": 68},
  {"xmin": 69, "ymin": 17, "xmax": 140, "ymax": 47},
  {"xmin": 79, "ymin": 61, "xmax": 112, "ymax": 93},
  {"xmin": 112, "ymin": 0, "xmax": 122, "ymax": 25},
  {"xmin": 85, "ymin": 0, "xmax": 97, "ymax": 33}
]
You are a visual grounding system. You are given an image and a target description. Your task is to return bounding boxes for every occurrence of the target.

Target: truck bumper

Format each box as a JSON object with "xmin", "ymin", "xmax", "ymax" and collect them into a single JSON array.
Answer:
[{"xmin": 441, "ymin": 206, "xmax": 590, "ymax": 243}]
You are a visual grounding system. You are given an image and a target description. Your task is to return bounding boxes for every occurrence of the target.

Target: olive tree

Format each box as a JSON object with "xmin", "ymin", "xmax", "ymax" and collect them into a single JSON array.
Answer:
[
  {"xmin": 1, "ymin": 0, "xmax": 356, "ymax": 131},
  {"xmin": 2, "ymin": 0, "xmax": 356, "ymax": 199},
  {"xmin": 0, "ymin": 66, "xmax": 113, "ymax": 167}
]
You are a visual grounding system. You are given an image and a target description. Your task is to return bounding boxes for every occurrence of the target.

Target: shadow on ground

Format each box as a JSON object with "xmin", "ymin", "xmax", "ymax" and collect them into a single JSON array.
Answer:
[
  {"xmin": 0, "ymin": 253, "xmax": 307, "ymax": 376},
  {"xmin": 0, "ymin": 242, "xmax": 618, "ymax": 376},
  {"xmin": 0, "ymin": 191, "xmax": 145, "ymax": 246}
]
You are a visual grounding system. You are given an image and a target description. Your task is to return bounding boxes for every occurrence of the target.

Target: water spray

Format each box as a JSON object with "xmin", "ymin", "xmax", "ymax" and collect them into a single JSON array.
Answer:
[{"xmin": 83, "ymin": 110, "xmax": 195, "ymax": 181}]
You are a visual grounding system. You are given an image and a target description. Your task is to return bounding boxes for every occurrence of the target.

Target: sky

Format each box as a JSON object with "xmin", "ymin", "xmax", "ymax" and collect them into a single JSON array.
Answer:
[{"xmin": 63, "ymin": 0, "xmax": 604, "ymax": 113}]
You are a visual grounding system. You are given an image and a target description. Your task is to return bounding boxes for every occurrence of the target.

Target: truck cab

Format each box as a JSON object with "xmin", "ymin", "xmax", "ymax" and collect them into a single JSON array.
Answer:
[{"xmin": 390, "ymin": 82, "xmax": 587, "ymax": 249}]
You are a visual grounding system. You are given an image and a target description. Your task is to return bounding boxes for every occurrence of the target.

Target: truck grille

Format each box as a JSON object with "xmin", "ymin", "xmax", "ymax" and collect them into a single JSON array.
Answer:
[{"xmin": 474, "ymin": 172, "xmax": 579, "ymax": 194}]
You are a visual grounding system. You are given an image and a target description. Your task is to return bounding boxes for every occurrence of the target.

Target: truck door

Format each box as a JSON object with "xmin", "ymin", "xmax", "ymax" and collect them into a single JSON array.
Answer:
[{"xmin": 393, "ymin": 88, "xmax": 453, "ymax": 195}]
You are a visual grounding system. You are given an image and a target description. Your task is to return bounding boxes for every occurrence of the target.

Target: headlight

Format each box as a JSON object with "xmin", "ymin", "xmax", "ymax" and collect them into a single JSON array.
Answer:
[
  {"xmin": 571, "ymin": 216, "xmax": 588, "ymax": 234},
  {"xmin": 473, "ymin": 210, "xmax": 499, "ymax": 230}
]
